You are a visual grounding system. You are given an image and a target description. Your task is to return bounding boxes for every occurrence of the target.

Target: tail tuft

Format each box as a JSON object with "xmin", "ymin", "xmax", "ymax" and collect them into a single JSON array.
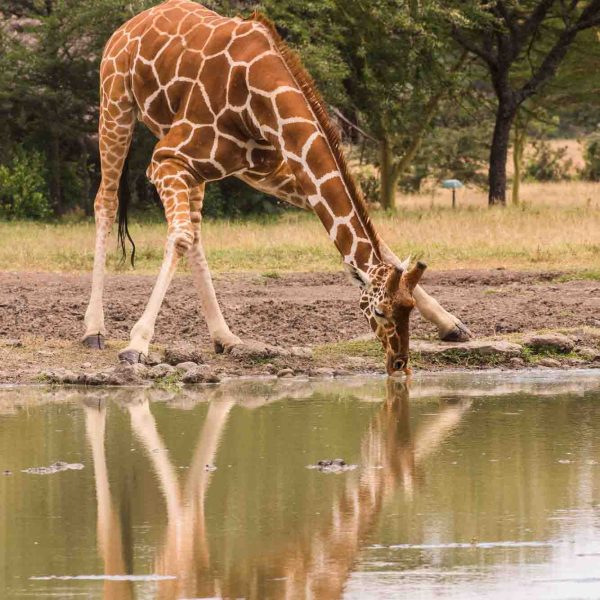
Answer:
[{"xmin": 117, "ymin": 153, "xmax": 136, "ymax": 267}]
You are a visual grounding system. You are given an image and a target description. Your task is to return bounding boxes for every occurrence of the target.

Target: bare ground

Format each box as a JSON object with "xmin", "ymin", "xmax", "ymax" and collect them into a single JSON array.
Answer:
[{"xmin": 1, "ymin": 269, "xmax": 599, "ymax": 384}]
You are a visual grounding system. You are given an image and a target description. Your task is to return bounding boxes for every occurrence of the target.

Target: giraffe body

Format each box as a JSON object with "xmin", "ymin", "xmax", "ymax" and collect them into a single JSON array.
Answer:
[{"xmin": 84, "ymin": 0, "xmax": 471, "ymax": 373}]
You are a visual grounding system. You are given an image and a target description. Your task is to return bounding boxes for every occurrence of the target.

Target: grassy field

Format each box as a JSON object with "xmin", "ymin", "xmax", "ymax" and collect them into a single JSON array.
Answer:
[{"xmin": 0, "ymin": 181, "xmax": 598, "ymax": 275}]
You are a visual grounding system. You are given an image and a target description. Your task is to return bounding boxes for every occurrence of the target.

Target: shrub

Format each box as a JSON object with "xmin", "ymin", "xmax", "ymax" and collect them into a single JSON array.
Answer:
[
  {"xmin": 581, "ymin": 138, "xmax": 600, "ymax": 181},
  {"xmin": 203, "ymin": 178, "xmax": 284, "ymax": 219},
  {"xmin": 524, "ymin": 141, "xmax": 573, "ymax": 182},
  {"xmin": 0, "ymin": 149, "xmax": 52, "ymax": 220},
  {"xmin": 355, "ymin": 172, "xmax": 381, "ymax": 204}
]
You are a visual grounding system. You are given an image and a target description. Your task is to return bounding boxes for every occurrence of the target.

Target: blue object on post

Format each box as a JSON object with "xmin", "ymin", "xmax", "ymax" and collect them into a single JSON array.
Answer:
[{"xmin": 442, "ymin": 179, "xmax": 463, "ymax": 209}]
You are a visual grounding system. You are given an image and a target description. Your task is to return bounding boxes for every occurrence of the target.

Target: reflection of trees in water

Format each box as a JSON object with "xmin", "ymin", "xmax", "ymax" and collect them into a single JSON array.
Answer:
[{"xmin": 83, "ymin": 380, "xmax": 471, "ymax": 599}]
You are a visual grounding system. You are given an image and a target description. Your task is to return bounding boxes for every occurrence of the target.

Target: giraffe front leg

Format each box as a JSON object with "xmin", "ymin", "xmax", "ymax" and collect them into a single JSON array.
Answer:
[
  {"xmin": 187, "ymin": 185, "xmax": 241, "ymax": 354},
  {"xmin": 83, "ymin": 212, "xmax": 113, "ymax": 349},
  {"xmin": 118, "ymin": 159, "xmax": 196, "ymax": 364},
  {"xmin": 413, "ymin": 285, "xmax": 473, "ymax": 342}
]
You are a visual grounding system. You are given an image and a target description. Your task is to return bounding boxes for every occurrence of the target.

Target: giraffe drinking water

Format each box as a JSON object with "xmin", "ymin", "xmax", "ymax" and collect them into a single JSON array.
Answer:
[{"xmin": 82, "ymin": 0, "xmax": 471, "ymax": 374}]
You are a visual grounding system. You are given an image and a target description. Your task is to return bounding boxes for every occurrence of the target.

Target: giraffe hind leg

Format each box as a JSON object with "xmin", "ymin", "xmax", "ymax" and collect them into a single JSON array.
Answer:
[
  {"xmin": 187, "ymin": 184, "xmax": 241, "ymax": 353},
  {"xmin": 118, "ymin": 157, "xmax": 197, "ymax": 364},
  {"xmin": 413, "ymin": 285, "xmax": 473, "ymax": 342},
  {"xmin": 83, "ymin": 66, "xmax": 136, "ymax": 350}
]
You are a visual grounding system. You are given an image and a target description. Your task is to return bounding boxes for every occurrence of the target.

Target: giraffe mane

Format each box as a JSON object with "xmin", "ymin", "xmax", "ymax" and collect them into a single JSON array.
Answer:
[{"xmin": 249, "ymin": 11, "xmax": 383, "ymax": 262}]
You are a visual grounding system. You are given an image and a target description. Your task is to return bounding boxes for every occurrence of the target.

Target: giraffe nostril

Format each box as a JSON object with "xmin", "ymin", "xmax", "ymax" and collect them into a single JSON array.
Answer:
[{"xmin": 393, "ymin": 358, "xmax": 406, "ymax": 371}]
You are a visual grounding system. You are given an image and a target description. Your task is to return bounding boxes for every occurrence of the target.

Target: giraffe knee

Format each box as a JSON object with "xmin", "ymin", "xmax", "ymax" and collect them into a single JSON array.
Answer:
[{"xmin": 169, "ymin": 221, "xmax": 195, "ymax": 255}]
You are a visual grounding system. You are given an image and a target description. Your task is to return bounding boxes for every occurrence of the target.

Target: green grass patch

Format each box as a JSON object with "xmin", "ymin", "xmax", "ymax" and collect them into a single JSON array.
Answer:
[
  {"xmin": 553, "ymin": 269, "xmax": 600, "ymax": 283},
  {"xmin": 314, "ymin": 338, "xmax": 383, "ymax": 360},
  {"xmin": 152, "ymin": 372, "xmax": 183, "ymax": 389},
  {"xmin": 262, "ymin": 271, "xmax": 281, "ymax": 279}
]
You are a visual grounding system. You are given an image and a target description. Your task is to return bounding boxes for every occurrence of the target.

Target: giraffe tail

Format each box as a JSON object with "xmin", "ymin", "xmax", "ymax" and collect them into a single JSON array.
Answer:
[{"xmin": 117, "ymin": 152, "xmax": 136, "ymax": 267}]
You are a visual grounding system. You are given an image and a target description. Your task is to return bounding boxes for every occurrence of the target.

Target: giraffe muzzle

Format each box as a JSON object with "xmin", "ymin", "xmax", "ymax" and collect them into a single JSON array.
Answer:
[{"xmin": 386, "ymin": 353, "xmax": 409, "ymax": 375}]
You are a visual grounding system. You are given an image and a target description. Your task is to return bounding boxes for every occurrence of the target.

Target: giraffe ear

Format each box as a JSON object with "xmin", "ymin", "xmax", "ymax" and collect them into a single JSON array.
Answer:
[{"xmin": 344, "ymin": 263, "xmax": 371, "ymax": 290}]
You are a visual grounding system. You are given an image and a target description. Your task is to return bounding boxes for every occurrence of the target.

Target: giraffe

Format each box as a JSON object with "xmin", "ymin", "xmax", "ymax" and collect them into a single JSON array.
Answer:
[{"xmin": 82, "ymin": 0, "xmax": 472, "ymax": 375}]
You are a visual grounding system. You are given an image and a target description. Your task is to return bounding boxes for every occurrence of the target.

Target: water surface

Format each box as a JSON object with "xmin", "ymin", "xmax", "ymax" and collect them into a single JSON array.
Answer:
[{"xmin": 1, "ymin": 372, "xmax": 600, "ymax": 599}]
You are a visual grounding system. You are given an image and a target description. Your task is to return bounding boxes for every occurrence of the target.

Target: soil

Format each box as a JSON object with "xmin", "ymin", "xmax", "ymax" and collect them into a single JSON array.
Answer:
[{"xmin": 1, "ymin": 269, "xmax": 599, "ymax": 384}]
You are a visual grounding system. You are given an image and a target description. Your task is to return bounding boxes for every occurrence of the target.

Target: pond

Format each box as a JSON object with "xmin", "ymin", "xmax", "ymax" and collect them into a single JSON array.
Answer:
[{"xmin": 1, "ymin": 371, "xmax": 600, "ymax": 599}]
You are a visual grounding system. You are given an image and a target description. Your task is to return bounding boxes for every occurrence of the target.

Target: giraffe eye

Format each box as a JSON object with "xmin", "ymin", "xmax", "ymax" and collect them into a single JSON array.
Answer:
[{"xmin": 373, "ymin": 307, "xmax": 385, "ymax": 319}]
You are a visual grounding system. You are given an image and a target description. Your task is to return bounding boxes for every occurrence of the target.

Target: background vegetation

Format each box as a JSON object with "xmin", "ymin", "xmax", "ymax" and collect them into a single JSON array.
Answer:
[
  {"xmin": 0, "ymin": 0, "xmax": 599, "ymax": 218},
  {"xmin": 1, "ymin": 183, "xmax": 597, "ymax": 274}
]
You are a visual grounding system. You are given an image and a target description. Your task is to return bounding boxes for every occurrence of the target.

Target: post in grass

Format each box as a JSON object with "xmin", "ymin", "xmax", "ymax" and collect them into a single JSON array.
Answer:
[{"xmin": 442, "ymin": 179, "xmax": 464, "ymax": 209}]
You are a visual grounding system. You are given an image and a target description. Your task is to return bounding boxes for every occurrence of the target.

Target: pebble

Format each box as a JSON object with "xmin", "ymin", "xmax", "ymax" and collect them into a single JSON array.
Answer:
[
  {"xmin": 577, "ymin": 347, "xmax": 600, "ymax": 361},
  {"xmin": 148, "ymin": 363, "xmax": 176, "ymax": 379},
  {"xmin": 182, "ymin": 366, "xmax": 221, "ymax": 384},
  {"xmin": 538, "ymin": 358, "xmax": 561, "ymax": 368},
  {"xmin": 333, "ymin": 369, "xmax": 352, "ymax": 377},
  {"xmin": 509, "ymin": 357, "xmax": 525, "ymax": 367},
  {"xmin": 524, "ymin": 333, "xmax": 575, "ymax": 354},
  {"xmin": 310, "ymin": 367, "xmax": 335, "ymax": 377},
  {"xmin": 164, "ymin": 344, "xmax": 203, "ymax": 365},
  {"xmin": 145, "ymin": 352, "xmax": 163, "ymax": 366},
  {"xmin": 81, "ymin": 362, "xmax": 92, "ymax": 369},
  {"xmin": 175, "ymin": 361, "xmax": 198, "ymax": 372},
  {"xmin": 277, "ymin": 368, "xmax": 294, "ymax": 378}
]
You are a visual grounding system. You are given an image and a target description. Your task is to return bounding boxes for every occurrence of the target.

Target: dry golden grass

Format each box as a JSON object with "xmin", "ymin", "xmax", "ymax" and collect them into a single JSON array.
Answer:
[{"xmin": 0, "ymin": 181, "xmax": 598, "ymax": 275}]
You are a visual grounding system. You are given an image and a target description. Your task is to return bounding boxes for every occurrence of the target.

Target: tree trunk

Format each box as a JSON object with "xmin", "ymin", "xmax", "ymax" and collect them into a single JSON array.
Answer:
[
  {"xmin": 511, "ymin": 112, "xmax": 527, "ymax": 206},
  {"xmin": 489, "ymin": 102, "xmax": 517, "ymax": 206},
  {"xmin": 48, "ymin": 131, "xmax": 62, "ymax": 214},
  {"xmin": 79, "ymin": 137, "xmax": 92, "ymax": 215},
  {"xmin": 379, "ymin": 137, "xmax": 399, "ymax": 211}
]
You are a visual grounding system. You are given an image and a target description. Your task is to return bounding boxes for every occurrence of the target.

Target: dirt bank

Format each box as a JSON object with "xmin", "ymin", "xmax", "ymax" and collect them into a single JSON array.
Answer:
[{"xmin": 1, "ymin": 270, "xmax": 599, "ymax": 384}]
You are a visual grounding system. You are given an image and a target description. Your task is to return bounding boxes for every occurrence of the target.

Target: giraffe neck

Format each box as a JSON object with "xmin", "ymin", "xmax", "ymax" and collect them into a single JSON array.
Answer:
[
  {"xmin": 305, "ymin": 146, "xmax": 383, "ymax": 273},
  {"xmin": 248, "ymin": 13, "xmax": 384, "ymax": 273}
]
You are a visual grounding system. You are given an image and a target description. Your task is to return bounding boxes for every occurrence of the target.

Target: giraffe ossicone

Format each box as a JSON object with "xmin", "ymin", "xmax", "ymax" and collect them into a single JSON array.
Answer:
[{"xmin": 82, "ymin": 0, "xmax": 471, "ymax": 375}]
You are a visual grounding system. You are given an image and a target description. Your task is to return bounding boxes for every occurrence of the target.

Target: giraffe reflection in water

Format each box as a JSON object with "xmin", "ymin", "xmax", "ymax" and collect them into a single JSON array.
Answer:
[{"xmin": 84, "ymin": 381, "xmax": 471, "ymax": 599}]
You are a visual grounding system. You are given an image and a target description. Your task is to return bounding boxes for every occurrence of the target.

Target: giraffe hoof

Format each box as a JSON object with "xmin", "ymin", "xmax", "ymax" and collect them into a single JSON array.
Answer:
[
  {"xmin": 118, "ymin": 349, "xmax": 147, "ymax": 365},
  {"xmin": 83, "ymin": 334, "xmax": 105, "ymax": 350},
  {"xmin": 213, "ymin": 337, "xmax": 243, "ymax": 354},
  {"xmin": 441, "ymin": 321, "xmax": 473, "ymax": 343}
]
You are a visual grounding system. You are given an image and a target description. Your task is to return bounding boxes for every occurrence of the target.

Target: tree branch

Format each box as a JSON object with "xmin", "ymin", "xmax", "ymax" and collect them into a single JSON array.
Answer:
[
  {"xmin": 451, "ymin": 27, "xmax": 497, "ymax": 67},
  {"xmin": 495, "ymin": 1, "xmax": 518, "ymax": 38},
  {"xmin": 518, "ymin": 0, "xmax": 600, "ymax": 101},
  {"xmin": 510, "ymin": 0, "xmax": 557, "ymax": 60},
  {"xmin": 517, "ymin": 0, "xmax": 556, "ymax": 43}
]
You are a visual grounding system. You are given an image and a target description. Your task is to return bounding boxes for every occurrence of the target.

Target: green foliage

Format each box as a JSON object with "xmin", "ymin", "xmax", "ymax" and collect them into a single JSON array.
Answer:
[
  {"xmin": 0, "ymin": 148, "xmax": 52, "ymax": 220},
  {"xmin": 1, "ymin": 0, "xmax": 599, "ymax": 218},
  {"xmin": 203, "ymin": 178, "xmax": 284, "ymax": 219},
  {"xmin": 581, "ymin": 138, "xmax": 600, "ymax": 182},
  {"xmin": 524, "ymin": 141, "xmax": 573, "ymax": 182},
  {"xmin": 258, "ymin": 0, "xmax": 349, "ymax": 108},
  {"xmin": 354, "ymin": 172, "xmax": 381, "ymax": 204}
]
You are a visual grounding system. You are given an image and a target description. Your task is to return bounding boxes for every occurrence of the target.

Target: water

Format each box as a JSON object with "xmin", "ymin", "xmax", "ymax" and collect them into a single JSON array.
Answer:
[{"xmin": 1, "ymin": 371, "xmax": 600, "ymax": 600}]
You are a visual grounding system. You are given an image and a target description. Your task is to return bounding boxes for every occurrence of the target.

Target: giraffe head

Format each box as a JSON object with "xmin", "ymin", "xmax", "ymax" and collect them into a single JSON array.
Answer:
[{"xmin": 346, "ymin": 261, "xmax": 426, "ymax": 375}]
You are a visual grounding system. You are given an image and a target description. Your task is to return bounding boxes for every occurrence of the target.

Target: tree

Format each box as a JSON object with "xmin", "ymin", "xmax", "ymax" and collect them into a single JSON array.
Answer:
[
  {"xmin": 450, "ymin": 0, "xmax": 600, "ymax": 205},
  {"xmin": 509, "ymin": 27, "xmax": 600, "ymax": 204},
  {"xmin": 262, "ymin": 0, "xmax": 473, "ymax": 210},
  {"xmin": 336, "ymin": 1, "xmax": 473, "ymax": 210}
]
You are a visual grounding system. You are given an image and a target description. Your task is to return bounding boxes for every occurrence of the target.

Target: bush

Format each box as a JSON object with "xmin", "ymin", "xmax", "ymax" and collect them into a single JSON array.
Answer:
[
  {"xmin": 354, "ymin": 172, "xmax": 381, "ymax": 204},
  {"xmin": 524, "ymin": 141, "xmax": 573, "ymax": 182},
  {"xmin": 581, "ymin": 138, "xmax": 600, "ymax": 181},
  {"xmin": 202, "ymin": 178, "xmax": 285, "ymax": 219},
  {"xmin": 0, "ymin": 149, "xmax": 52, "ymax": 220}
]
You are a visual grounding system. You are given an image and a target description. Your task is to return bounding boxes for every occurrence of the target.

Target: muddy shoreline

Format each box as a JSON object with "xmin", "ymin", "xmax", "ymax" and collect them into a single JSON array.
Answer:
[{"xmin": 1, "ymin": 269, "xmax": 599, "ymax": 384}]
